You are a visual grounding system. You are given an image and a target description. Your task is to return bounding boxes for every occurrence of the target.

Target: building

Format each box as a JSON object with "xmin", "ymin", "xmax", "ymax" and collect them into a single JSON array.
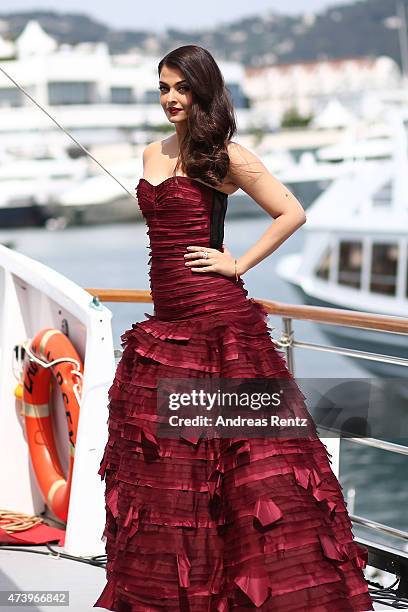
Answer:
[
  {"xmin": 0, "ymin": 20, "xmax": 247, "ymax": 109},
  {"xmin": 243, "ymin": 56, "xmax": 402, "ymax": 128},
  {"xmin": 0, "ymin": 20, "xmax": 249, "ymax": 145}
]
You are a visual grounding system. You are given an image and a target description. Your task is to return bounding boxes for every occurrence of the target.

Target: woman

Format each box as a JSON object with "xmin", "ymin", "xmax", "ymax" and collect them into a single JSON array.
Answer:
[{"xmin": 94, "ymin": 45, "xmax": 374, "ymax": 611}]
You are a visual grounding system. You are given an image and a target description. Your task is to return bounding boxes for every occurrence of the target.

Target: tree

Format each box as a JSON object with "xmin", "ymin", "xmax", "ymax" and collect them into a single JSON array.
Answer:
[{"xmin": 281, "ymin": 106, "xmax": 313, "ymax": 128}]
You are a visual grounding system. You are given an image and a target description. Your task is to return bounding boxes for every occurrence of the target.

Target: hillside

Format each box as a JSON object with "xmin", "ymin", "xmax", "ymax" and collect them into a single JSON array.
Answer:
[{"xmin": 0, "ymin": 0, "xmax": 405, "ymax": 68}]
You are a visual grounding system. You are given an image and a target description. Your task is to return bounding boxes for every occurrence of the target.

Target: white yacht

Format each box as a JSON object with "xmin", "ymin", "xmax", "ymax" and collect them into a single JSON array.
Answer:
[
  {"xmin": 315, "ymin": 122, "xmax": 393, "ymax": 163},
  {"xmin": 276, "ymin": 109, "xmax": 408, "ymax": 378},
  {"xmin": 0, "ymin": 148, "xmax": 88, "ymax": 228}
]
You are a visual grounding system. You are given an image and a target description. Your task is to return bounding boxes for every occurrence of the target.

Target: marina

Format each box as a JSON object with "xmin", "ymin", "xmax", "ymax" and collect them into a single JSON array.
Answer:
[{"xmin": 1, "ymin": 3, "xmax": 408, "ymax": 609}]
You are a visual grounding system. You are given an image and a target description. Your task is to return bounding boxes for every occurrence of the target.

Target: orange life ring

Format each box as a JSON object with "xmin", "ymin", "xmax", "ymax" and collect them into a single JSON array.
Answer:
[{"xmin": 21, "ymin": 328, "xmax": 83, "ymax": 523}]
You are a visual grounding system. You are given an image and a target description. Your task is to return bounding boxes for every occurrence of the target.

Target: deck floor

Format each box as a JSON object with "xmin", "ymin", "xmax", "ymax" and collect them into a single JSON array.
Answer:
[{"xmin": 0, "ymin": 545, "xmax": 404, "ymax": 611}]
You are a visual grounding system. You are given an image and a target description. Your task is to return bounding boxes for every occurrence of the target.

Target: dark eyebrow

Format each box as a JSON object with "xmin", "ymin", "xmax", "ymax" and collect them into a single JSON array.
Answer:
[{"xmin": 159, "ymin": 79, "xmax": 188, "ymax": 86}]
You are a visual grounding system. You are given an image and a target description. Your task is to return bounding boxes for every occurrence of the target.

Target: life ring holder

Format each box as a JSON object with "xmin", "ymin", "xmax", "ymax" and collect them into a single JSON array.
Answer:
[{"xmin": 20, "ymin": 328, "xmax": 83, "ymax": 523}]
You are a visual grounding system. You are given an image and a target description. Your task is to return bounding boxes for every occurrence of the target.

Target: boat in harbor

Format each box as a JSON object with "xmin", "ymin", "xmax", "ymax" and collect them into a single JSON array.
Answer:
[
  {"xmin": 276, "ymin": 109, "xmax": 408, "ymax": 380},
  {"xmin": 0, "ymin": 149, "xmax": 88, "ymax": 228}
]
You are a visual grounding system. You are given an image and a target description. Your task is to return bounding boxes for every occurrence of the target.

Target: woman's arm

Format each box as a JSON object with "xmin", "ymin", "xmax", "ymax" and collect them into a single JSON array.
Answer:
[{"xmin": 227, "ymin": 141, "xmax": 306, "ymax": 276}]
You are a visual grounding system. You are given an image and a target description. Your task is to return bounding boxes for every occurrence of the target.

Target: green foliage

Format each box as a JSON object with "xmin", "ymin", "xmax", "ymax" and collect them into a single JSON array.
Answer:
[{"xmin": 281, "ymin": 107, "xmax": 313, "ymax": 128}]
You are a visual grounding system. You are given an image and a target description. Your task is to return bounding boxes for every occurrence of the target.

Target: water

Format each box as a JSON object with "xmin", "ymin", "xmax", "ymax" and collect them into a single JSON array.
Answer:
[{"xmin": 1, "ymin": 210, "xmax": 407, "ymax": 554}]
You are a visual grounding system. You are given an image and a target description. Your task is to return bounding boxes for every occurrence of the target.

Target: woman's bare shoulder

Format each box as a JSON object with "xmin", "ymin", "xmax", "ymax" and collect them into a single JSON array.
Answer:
[
  {"xmin": 223, "ymin": 140, "xmax": 258, "ymax": 190},
  {"xmin": 142, "ymin": 139, "xmax": 161, "ymax": 160},
  {"xmin": 142, "ymin": 135, "xmax": 176, "ymax": 162},
  {"xmin": 227, "ymin": 140, "xmax": 259, "ymax": 165}
]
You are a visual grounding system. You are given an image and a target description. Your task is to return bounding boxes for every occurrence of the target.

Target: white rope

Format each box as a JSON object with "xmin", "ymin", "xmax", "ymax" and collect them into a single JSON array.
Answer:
[
  {"xmin": 22, "ymin": 339, "xmax": 82, "ymax": 372},
  {"xmin": 0, "ymin": 64, "xmax": 138, "ymax": 201},
  {"xmin": 15, "ymin": 340, "xmax": 84, "ymax": 406}
]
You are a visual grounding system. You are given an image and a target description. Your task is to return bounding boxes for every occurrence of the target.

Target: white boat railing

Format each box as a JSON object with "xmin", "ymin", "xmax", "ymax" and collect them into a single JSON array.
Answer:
[{"xmin": 0, "ymin": 244, "xmax": 116, "ymax": 557}]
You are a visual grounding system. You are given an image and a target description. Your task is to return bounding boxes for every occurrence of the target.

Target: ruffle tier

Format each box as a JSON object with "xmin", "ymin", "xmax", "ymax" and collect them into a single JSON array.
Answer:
[{"xmin": 94, "ymin": 301, "xmax": 374, "ymax": 611}]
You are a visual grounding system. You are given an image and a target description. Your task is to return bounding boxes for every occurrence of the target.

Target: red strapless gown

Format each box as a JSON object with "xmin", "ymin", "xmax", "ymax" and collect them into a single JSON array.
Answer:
[{"xmin": 94, "ymin": 176, "xmax": 374, "ymax": 611}]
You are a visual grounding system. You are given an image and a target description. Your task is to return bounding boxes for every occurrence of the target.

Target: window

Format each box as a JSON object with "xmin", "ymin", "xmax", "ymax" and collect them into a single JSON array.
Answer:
[
  {"xmin": 315, "ymin": 246, "xmax": 331, "ymax": 280},
  {"xmin": 48, "ymin": 82, "xmax": 95, "ymax": 105},
  {"xmin": 111, "ymin": 87, "xmax": 134, "ymax": 104},
  {"xmin": 0, "ymin": 87, "xmax": 22, "ymax": 107},
  {"xmin": 370, "ymin": 242, "xmax": 399, "ymax": 296},
  {"xmin": 338, "ymin": 241, "xmax": 362, "ymax": 288},
  {"xmin": 142, "ymin": 89, "xmax": 160, "ymax": 104}
]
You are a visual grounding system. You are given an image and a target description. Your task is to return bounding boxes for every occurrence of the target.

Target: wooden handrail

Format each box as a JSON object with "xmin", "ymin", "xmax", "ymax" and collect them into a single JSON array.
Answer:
[
  {"xmin": 86, "ymin": 288, "xmax": 153, "ymax": 303},
  {"xmin": 84, "ymin": 287, "xmax": 408, "ymax": 335}
]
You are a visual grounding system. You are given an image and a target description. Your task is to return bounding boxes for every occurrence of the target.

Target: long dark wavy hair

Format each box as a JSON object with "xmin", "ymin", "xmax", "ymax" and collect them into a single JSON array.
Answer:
[{"xmin": 158, "ymin": 45, "xmax": 237, "ymax": 187}]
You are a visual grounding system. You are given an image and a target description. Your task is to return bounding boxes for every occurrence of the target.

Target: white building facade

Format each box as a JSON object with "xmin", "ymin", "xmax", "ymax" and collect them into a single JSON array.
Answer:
[
  {"xmin": 0, "ymin": 20, "xmax": 249, "ymax": 139},
  {"xmin": 243, "ymin": 56, "xmax": 402, "ymax": 127}
]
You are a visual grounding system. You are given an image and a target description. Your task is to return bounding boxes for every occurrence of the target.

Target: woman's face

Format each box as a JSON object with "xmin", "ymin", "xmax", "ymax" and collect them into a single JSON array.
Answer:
[{"xmin": 159, "ymin": 64, "xmax": 193, "ymax": 124}]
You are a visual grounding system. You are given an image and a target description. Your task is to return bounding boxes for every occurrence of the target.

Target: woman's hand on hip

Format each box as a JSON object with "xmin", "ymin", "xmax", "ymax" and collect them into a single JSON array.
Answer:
[{"xmin": 184, "ymin": 244, "xmax": 237, "ymax": 278}]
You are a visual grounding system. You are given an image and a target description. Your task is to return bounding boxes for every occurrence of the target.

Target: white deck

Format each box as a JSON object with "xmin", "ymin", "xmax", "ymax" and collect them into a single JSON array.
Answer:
[
  {"xmin": 0, "ymin": 545, "xmax": 404, "ymax": 611},
  {"xmin": 0, "ymin": 545, "xmax": 105, "ymax": 611}
]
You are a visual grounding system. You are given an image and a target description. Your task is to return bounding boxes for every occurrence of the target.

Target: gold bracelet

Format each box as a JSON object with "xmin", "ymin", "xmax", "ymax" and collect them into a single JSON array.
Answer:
[{"xmin": 234, "ymin": 258, "xmax": 239, "ymax": 282}]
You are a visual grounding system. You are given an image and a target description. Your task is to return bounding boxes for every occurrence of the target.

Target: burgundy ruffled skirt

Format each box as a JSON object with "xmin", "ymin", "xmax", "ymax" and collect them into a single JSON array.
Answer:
[{"xmin": 93, "ymin": 295, "xmax": 373, "ymax": 611}]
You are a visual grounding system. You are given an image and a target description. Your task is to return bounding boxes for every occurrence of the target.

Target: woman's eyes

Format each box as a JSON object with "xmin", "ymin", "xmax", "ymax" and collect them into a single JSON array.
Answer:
[{"xmin": 158, "ymin": 85, "xmax": 189, "ymax": 93}]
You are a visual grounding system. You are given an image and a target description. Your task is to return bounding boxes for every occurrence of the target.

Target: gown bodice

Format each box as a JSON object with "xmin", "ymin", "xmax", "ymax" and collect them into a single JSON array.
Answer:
[
  {"xmin": 135, "ymin": 176, "xmax": 249, "ymax": 321},
  {"xmin": 137, "ymin": 176, "xmax": 228, "ymax": 250}
]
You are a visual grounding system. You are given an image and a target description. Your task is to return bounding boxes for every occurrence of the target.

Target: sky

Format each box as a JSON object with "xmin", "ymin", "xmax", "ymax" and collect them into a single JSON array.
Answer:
[{"xmin": 0, "ymin": 0, "xmax": 358, "ymax": 31}]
